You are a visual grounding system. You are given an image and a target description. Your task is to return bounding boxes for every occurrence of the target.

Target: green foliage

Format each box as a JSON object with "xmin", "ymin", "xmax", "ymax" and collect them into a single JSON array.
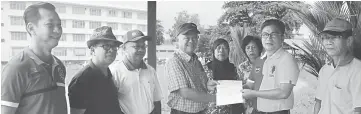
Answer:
[
  {"xmin": 219, "ymin": 1, "xmax": 308, "ymax": 39},
  {"xmin": 156, "ymin": 20, "xmax": 165, "ymax": 45},
  {"xmin": 286, "ymin": 1, "xmax": 361, "ymax": 77}
]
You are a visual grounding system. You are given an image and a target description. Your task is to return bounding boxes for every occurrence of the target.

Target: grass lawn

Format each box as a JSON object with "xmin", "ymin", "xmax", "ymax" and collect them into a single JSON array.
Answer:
[{"xmin": 64, "ymin": 63, "xmax": 318, "ymax": 114}]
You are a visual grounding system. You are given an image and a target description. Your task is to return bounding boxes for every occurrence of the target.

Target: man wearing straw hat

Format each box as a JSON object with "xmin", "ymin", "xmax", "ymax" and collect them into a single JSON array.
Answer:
[{"xmin": 68, "ymin": 26, "xmax": 124, "ymax": 114}]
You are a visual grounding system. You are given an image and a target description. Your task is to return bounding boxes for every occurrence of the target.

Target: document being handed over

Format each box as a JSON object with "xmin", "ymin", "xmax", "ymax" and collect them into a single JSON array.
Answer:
[{"xmin": 216, "ymin": 80, "xmax": 244, "ymax": 106}]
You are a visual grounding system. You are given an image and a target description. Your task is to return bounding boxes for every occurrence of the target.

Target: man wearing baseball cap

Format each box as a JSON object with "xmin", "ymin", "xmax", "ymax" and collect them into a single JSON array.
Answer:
[
  {"xmin": 314, "ymin": 18, "xmax": 361, "ymax": 114},
  {"xmin": 68, "ymin": 26, "xmax": 124, "ymax": 114},
  {"xmin": 109, "ymin": 30, "xmax": 162, "ymax": 114},
  {"xmin": 165, "ymin": 23, "xmax": 218, "ymax": 114}
]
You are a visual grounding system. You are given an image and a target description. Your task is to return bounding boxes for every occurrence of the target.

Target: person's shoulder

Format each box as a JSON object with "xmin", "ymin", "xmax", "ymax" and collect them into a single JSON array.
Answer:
[
  {"xmin": 70, "ymin": 65, "xmax": 93, "ymax": 82},
  {"xmin": 350, "ymin": 58, "xmax": 361, "ymax": 73},
  {"xmin": 3, "ymin": 51, "xmax": 32, "ymax": 74}
]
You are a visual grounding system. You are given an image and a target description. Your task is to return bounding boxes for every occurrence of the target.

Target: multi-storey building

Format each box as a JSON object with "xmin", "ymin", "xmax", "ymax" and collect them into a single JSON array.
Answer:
[{"xmin": 1, "ymin": 1, "xmax": 148, "ymax": 64}]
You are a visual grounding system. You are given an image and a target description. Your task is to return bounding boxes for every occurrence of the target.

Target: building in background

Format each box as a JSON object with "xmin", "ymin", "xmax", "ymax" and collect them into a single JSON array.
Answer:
[{"xmin": 1, "ymin": 1, "xmax": 148, "ymax": 64}]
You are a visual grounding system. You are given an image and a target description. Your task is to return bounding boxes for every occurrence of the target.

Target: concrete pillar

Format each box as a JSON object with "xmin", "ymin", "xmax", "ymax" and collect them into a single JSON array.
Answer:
[{"xmin": 147, "ymin": 1, "xmax": 157, "ymax": 69}]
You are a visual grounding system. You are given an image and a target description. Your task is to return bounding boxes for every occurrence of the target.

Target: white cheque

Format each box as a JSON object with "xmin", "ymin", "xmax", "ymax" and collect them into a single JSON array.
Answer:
[{"xmin": 216, "ymin": 80, "xmax": 244, "ymax": 106}]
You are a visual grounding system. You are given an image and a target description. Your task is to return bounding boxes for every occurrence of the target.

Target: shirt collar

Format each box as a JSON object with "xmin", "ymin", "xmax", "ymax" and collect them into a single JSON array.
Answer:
[
  {"xmin": 265, "ymin": 48, "xmax": 285, "ymax": 59},
  {"xmin": 87, "ymin": 60, "xmax": 112, "ymax": 78},
  {"xmin": 123, "ymin": 56, "xmax": 147, "ymax": 71},
  {"xmin": 24, "ymin": 47, "xmax": 59, "ymax": 66},
  {"xmin": 176, "ymin": 50, "xmax": 198, "ymax": 62}
]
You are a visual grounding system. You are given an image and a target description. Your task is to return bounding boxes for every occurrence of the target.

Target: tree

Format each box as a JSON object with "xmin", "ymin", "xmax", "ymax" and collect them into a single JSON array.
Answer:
[
  {"xmin": 284, "ymin": 1, "xmax": 361, "ymax": 77},
  {"xmin": 167, "ymin": 11, "xmax": 203, "ymax": 42},
  {"xmin": 156, "ymin": 20, "xmax": 165, "ymax": 45},
  {"xmin": 219, "ymin": 1, "xmax": 308, "ymax": 39}
]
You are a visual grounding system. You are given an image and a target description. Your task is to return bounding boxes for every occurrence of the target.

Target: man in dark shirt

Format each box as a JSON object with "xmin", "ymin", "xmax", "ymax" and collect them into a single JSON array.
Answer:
[{"xmin": 68, "ymin": 26, "xmax": 124, "ymax": 114}]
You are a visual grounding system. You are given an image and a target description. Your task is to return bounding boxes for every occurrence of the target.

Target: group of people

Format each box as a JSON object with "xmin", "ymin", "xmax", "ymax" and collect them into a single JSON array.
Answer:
[
  {"xmin": 163, "ymin": 12, "xmax": 361, "ymax": 114},
  {"xmin": 1, "ymin": 2, "xmax": 360, "ymax": 114},
  {"xmin": 1, "ymin": 2, "xmax": 161, "ymax": 114}
]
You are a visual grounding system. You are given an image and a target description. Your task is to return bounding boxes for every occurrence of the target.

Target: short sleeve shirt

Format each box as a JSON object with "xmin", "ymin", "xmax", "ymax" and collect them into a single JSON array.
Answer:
[
  {"xmin": 257, "ymin": 48, "xmax": 300, "ymax": 112},
  {"xmin": 68, "ymin": 60, "xmax": 123, "ymax": 114},
  {"xmin": 109, "ymin": 59, "xmax": 162, "ymax": 114},
  {"xmin": 165, "ymin": 50, "xmax": 209, "ymax": 113},
  {"xmin": 316, "ymin": 58, "xmax": 361, "ymax": 114},
  {"xmin": 1, "ymin": 47, "xmax": 67, "ymax": 114}
]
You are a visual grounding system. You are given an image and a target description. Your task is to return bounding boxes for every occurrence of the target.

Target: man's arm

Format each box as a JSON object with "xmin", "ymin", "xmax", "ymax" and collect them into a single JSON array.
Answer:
[
  {"xmin": 152, "ymin": 101, "xmax": 161, "ymax": 114},
  {"xmin": 1, "ymin": 106, "xmax": 17, "ymax": 114},
  {"xmin": 70, "ymin": 108, "xmax": 86, "ymax": 114},
  {"xmin": 178, "ymin": 88, "xmax": 216, "ymax": 103},
  {"xmin": 249, "ymin": 83, "xmax": 293, "ymax": 99},
  {"xmin": 314, "ymin": 99, "xmax": 321, "ymax": 114}
]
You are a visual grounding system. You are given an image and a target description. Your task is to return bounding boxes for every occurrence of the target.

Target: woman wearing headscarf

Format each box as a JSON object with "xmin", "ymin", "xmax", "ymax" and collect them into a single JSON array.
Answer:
[{"xmin": 204, "ymin": 38, "xmax": 245, "ymax": 114}]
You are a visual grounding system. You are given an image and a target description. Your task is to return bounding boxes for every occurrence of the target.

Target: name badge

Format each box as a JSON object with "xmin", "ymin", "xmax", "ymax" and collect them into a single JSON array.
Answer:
[{"xmin": 269, "ymin": 65, "xmax": 276, "ymax": 77}]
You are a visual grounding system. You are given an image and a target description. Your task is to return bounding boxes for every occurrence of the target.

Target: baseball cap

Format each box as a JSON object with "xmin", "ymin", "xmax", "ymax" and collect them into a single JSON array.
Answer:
[
  {"xmin": 321, "ymin": 18, "xmax": 352, "ymax": 34},
  {"xmin": 176, "ymin": 23, "xmax": 200, "ymax": 36},
  {"xmin": 87, "ymin": 26, "xmax": 123, "ymax": 48},
  {"xmin": 122, "ymin": 30, "xmax": 150, "ymax": 44}
]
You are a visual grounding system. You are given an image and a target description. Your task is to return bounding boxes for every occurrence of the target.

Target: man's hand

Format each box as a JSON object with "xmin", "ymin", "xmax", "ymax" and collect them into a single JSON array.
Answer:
[
  {"xmin": 207, "ymin": 80, "xmax": 219, "ymax": 91},
  {"xmin": 242, "ymin": 89, "xmax": 256, "ymax": 99}
]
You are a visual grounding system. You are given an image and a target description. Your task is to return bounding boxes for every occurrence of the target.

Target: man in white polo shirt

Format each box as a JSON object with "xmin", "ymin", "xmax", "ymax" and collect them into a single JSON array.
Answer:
[
  {"xmin": 242, "ymin": 19, "xmax": 300, "ymax": 114},
  {"xmin": 313, "ymin": 18, "xmax": 361, "ymax": 114},
  {"xmin": 109, "ymin": 30, "xmax": 162, "ymax": 114}
]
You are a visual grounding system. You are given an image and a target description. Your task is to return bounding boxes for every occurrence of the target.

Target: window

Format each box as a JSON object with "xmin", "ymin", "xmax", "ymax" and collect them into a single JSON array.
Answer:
[
  {"xmin": 107, "ymin": 22, "xmax": 118, "ymax": 30},
  {"xmin": 55, "ymin": 5, "xmax": 66, "ymax": 13},
  {"xmin": 72, "ymin": 20, "xmax": 85, "ymax": 28},
  {"xmin": 12, "ymin": 47, "xmax": 24, "ymax": 56},
  {"xmin": 72, "ymin": 7, "xmax": 85, "ymax": 14},
  {"xmin": 137, "ymin": 24, "xmax": 147, "ymax": 32},
  {"xmin": 53, "ymin": 48, "xmax": 67, "ymax": 56},
  {"xmin": 11, "ymin": 32, "xmax": 27, "ymax": 40},
  {"xmin": 123, "ymin": 11, "xmax": 132, "ymax": 19},
  {"xmin": 60, "ymin": 34, "xmax": 66, "ymax": 41},
  {"xmin": 137, "ymin": 12, "xmax": 147, "ymax": 20},
  {"xmin": 1, "ymin": 39, "xmax": 5, "ymax": 42},
  {"xmin": 10, "ymin": 16, "xmax": 24, "ymax": 26},
  {"xmin": 73, "ymin": 34, "xmax": 85, "ymax": 42},
  {"xmin": 89, "ymin": 21, "xmax": 101, "ymax": 29},
  {"xmin": 108, "ymin": 10, "xmax": 117, "ymax": 17},
  {"xmin": 74, "ymin": 48, "xmax": 86, "ymax": 56},
  {"xmin": 90, "ymin": 8, "xmax": 101, "ymax": 16},
  {"xmin": 159, "ymin": 50, "xmax": 167, "ymax": 52},
  {"xmin": 1, "ymin": 23, "xmax": 4, "ymax": 26},
  {"xmin": 10, "ymin": 2, "xmax": 26, "ymax": 10},
  {"xmin": 168, "ymin": 50, "xmax": 175, "ymax": 52},
  {"xmin": 121, "ymin": 24, "xmax": 132, "ymax": 31},
  {"xmin": 61, "ymin": 20, "xmax": 66, "ymax": 28}
]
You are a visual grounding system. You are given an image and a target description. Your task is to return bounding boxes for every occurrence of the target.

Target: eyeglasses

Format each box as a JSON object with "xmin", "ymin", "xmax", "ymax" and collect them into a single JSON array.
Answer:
[
  {"xmin": 261, "ymin": 32, "xmax": 282, "ymax": 39},
  {"xmin": 97, "ymin": 44, "xmax": 119, "ymax": 51}
]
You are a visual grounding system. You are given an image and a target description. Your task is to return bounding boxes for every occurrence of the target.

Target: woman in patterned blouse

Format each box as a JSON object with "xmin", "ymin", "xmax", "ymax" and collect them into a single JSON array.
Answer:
[
  {"xmin": 204, "ymin": 38, "xmax": 245, "ymax": 114},
  {"xmin": 238, "ymin": 35, "xmax": 263, "ymax": 114}
]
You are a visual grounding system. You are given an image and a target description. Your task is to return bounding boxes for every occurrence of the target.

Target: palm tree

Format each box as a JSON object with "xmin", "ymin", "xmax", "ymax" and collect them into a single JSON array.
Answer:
[
  {"xmin": 229, "ymin": 24, "xmax": 248, "ymax": 66},
  {"xmin": 282, "ymin": 1, "xmax": 361, "ymax": 77}
]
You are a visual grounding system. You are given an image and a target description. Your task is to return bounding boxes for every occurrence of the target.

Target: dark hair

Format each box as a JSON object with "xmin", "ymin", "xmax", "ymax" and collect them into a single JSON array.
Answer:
[
  {"xmin": 241, "ymin": 35, "xmax": 263, "ymax": 56},
  {"xmin": 212, "ymin": 38, "xmax": 230, "ymax": 55},
  {"xmin": 23, "ymin": 2, "xmax": 56, "ymax": 35},
  {"xmin": 261, "ymin": 19, "xmax": 286, "ymax": 34}
]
